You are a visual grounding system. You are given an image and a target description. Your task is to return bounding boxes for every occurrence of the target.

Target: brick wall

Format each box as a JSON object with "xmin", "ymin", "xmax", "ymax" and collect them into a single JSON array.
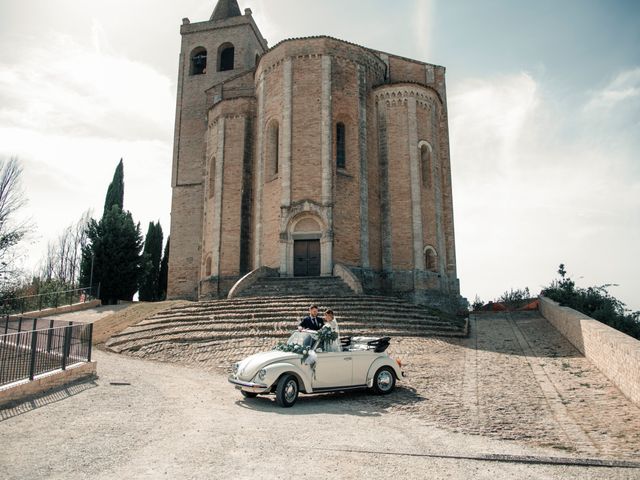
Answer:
[
  {"xmin": 169, "ymin": 19, "xmax": 462, "ymax": 304},
  {"xmin": 540, "ymin": 296, "xmax": 640, "ymax": 406},
  {"xmin": 168, "ymin": 13, "xmax": 266, "ymax": 300}
]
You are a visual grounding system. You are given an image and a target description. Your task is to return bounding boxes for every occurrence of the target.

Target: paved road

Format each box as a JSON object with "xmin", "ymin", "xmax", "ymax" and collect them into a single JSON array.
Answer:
[{"xmin": 1, "ymin": 349, "xmax": 639, "ymax": 479}]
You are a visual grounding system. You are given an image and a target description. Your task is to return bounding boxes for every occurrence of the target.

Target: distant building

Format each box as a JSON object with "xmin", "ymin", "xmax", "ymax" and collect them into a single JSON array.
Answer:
[{"xmin": 168, "ymin": 0, "xmax": 462, "ymax": 309}]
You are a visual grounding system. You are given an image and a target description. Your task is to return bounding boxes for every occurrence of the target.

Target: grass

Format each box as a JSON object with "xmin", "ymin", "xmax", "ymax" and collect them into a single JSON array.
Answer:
[{"xmin": 92, "ymin": 300, "xmax": 190, "ymax": 345}]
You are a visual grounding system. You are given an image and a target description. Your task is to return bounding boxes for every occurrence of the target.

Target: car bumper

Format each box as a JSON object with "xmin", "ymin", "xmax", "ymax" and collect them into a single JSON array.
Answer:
[{"xmin": 228, "ymin": 376, "xmax": 270, "ymax": 394}]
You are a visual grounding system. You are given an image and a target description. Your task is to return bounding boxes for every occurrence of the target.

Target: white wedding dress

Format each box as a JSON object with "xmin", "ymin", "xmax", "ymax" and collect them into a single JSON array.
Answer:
[{"xmin": 323, "ymin": 319, "xmax": 342, "ymax": 352}]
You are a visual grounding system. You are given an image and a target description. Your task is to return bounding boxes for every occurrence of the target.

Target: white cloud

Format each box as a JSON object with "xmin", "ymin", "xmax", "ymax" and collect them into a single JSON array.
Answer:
[
  {"xmin": 0, "ymin": 31, "xmax": 175, "ymax": 275},
  {"xmin": 413, "ymin": 0, "xmax": 436, "ymax": 60},
  {"xmin": 0, "ymin": 32, "xmax": 174, "ymax": 142},
  {"xmin": 585, "ymin": 67, "xmax": 640, "ymax": 111},
  {"xmin": 449, "ymin": 72, "xmax": 640, "ymax": 311},
  {"xmin": 450, "ymin": 73, "xmax": 539, "ymax": 175}
]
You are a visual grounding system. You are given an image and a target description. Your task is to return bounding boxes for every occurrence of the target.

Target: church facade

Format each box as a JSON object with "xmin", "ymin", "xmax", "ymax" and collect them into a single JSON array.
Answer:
[{"xmin": 168, "ymin": 0, "xmax": 462, "ymax": 309}]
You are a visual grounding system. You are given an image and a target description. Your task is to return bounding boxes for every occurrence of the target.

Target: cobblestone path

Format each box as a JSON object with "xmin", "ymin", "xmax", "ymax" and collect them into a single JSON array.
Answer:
[{"xmin": 121, "ymin": 311, "xmax": 640, "ymax": 460}]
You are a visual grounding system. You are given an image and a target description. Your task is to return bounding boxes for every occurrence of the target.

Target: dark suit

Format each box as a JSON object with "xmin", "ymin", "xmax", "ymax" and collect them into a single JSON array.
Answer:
[{"xmin": 299, "ymin": 315, "xmax": 324, "ymax": 331}]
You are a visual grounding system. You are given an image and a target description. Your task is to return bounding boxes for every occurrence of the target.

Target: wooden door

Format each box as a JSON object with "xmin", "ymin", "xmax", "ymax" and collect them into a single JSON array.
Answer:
[{"xmin": 294, "ymin": 240, "xmax": 321, "ymax": 277}]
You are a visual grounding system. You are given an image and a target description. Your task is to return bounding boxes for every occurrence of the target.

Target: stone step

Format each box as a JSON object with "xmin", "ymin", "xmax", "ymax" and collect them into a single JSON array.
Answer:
[
  {"xmin": 138, "ymin": 317, "xmax": 458, "ymax": 329},
  {"xmin": 115, "ymin": 318, "xmax": 459, "ymax": 341},
  {"xmin": 236, "ymin": 276, "xmax": 355, "ymax": 297},
  {"xmin": 107, "ymin": 286, "xmax": 468, "ymax": 358},
  {"xmin": 108, "ymin": 326, "xmax": 465, "ymax": 353},
  {"xmin": 163, "ymin": 294, "xmax": 420, "ymax": 310},
  {"xmin": 150, "ymin": 306, "xmax": 445, "ymax": 320},
  {"xmin": 157, "ymin": 297, "xmax": 439, "ymax": 314},
  {"xmin": 112, "ymin": 323, "xmax": 459, "ymax": 344}
]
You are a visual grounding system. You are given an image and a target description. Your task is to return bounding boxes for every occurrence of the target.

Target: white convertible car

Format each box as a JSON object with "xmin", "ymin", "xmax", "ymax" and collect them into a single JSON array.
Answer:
[{"xmin": 228, "ymin": 330, "xmax": 404, "ymax": 407}]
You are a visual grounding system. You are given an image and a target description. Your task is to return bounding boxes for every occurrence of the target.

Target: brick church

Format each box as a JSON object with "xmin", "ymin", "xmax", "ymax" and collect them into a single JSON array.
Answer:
[{"xmin": 168, "ymin": 0, "xmax": 462, "ymax": 309}]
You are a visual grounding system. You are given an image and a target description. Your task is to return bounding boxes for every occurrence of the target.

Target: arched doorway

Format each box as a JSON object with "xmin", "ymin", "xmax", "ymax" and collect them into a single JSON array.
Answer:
[{"xmin": 292, "ymin": 217, "xmax": 322, "ymax": 277}]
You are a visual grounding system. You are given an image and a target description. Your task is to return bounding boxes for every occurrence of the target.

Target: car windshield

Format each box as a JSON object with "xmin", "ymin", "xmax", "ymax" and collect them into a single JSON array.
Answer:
[{"xmin": 286, "ymin": 331, "xmax": 317, "ymax": 349}]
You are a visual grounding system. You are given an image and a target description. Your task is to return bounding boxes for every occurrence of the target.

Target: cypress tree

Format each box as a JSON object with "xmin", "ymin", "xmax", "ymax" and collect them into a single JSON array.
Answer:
[
  {"xmin": 80, "ymin": 207, "xmax": 142, "ymax": 304},
  {"xmin": 139, "ymin": 222, "xmax": 163, "ymax": 302},
  {"xmin": 80, "ymin": 160, "xmax": 142, "ymax": 304},
  {"xmin": 158, "ymin": 237, "xmax": 170, "ymax": 301},
  {"xmin": 103, "ymin": 159, "xmax": 124, "ymax": 217}
]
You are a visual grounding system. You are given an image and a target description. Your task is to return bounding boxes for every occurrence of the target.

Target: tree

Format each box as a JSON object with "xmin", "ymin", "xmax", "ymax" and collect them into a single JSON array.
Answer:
[
  {"xmin": 80, "ymin": 206, "xmax": 142, "ymax": 304},
  {"xmin": 139, "ymin": 222, "xmax": 164, "ymax": 302},
  {"xmin": 39, "ymin": 210, "xmax": 92, "ymax": 287},
  {"xmin": 158, "ymin": 236, "xmax": 170, "ymax": 301},
  {"xmin": 0, "ymin": 157, "xmax": 31, "ymax": 287},
  {"xmin": 103, "ymin": 158, "xmax": 124, "ymax": 217},
  {"xmin": 80, "ymin": 160, "xmax": 142, "ymax": 304},
  {"xmin": 543, "ymin": 264, "xmax": 640, "ymax": 340}
]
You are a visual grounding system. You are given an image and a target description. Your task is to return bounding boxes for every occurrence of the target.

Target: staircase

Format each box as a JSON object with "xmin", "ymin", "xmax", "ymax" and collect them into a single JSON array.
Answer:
[
  {"xmin": 106, "ymin": 293, "xmax": 468, "ymax": 359},
  {"xmin": 237, "ymin": 276, "xmax": 354, "ymax": 297}
]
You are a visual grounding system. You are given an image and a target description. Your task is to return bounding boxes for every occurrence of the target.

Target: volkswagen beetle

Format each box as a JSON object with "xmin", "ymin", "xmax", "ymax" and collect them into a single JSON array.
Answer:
[{"xmin": 228, "ymin": 330, "xmax": 404, "ymax": 407}]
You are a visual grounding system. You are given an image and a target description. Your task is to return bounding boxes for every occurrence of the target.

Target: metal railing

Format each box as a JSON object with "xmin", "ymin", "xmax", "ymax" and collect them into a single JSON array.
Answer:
[
  {"xmin": 0, "ymin": 319, "xmax": 93, "ymax": 387},
  {"xmin": 0, "ymin": 284, "xmax": 100, "ymax": 316}
]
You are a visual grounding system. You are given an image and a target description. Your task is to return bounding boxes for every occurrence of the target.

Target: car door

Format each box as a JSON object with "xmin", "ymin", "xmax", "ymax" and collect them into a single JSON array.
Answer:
[
  {"xmin": 351, "ymin": 351, "xmax": 374, "ymax": 386},
  {"xmin": 313, "ymin": 352, "xmax": 353, "ymax": 389}
]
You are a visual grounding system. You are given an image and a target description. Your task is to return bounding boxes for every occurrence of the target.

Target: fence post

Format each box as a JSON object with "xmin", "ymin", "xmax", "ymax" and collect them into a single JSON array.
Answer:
[
  {"xmin": 87, "ymin": 323, "xmax": 94, "ymax": 362},
  {"xmin": 46, "ymin": 319, "xmax": 54, "ymax": 353},
  {"xmin": 28, "ymin": 331, "xmax": 38, "ymax": 380},
  {"xmin": 54, "ymin": 293, "xmax": 59, "ymax": 309},
  {"xmin": 61, "ymin": 326, "xmax": 72, "ymax": 371},
  {"xmin": 18, "ymin": 317, "xmax": 22, "ymax": 333},
  {"xmin": 3, "ymin": 315, "xmax": 8, "ymax": 336},
  {"xmin": 21, "ymin": 298, "xmax": 25, "ymax": 314},
  {"xmin": 38, "ymin": 294, "xmax": 42, "ymax": 311}
]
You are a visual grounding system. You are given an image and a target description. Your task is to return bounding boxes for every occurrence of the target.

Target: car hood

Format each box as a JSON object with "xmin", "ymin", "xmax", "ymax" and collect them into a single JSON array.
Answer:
[{"xmin": 236, "ymin": 350, "xmax": 301, "ymax": 381}]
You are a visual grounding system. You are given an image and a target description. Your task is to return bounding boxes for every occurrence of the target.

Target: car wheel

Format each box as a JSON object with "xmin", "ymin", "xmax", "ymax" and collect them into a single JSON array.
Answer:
[
  {"xmin": 241, "ymin": 391, "xmax": 258, "ymax": 399},
  {"xmin": 275, "ymin": 374, "xmax": 299, "ymax": 408},
  {"xmin": 371, "ymin": 367, "xmax": 396, "ymax": 395}
]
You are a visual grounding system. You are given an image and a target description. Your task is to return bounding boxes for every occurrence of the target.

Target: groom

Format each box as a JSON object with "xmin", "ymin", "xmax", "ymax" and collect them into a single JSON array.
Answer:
[{"xmin": 298, "ymin": 305, "xmax": 324, "ymax": 331}]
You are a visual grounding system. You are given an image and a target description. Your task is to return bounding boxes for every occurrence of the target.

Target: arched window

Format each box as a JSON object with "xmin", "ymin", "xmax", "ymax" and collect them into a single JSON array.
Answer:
[
  {"xmin": 208, "ymin": 156, "xmax": 216, "ymax": 199},
  {"xmin": 190, "ymin": 47, "xmax": 207, "ymax": 75},
  {"xmin": 336, "ymin": 123, "xmax": 346, "ymax": 169},
  {"xmin": 218, "ymin": 43, "xmax": 235, "ymax": 72},
  {"xmin": 424, "ymin": 246, "xmax": 438, "ymax": 272},
  {"xmin": 205, "ymin": 257, "xmax": 212, "ymax": 277},
  {"xmin": 266, "ymin": 121, "xmax": 280, "ymax": 177},
  {"xmin": 420, "ymin": 142, "xmax": 432, "ymax": 188}
]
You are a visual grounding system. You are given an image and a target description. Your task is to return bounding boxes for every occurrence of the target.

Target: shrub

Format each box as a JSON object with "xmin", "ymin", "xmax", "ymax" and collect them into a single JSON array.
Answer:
[
  {"xmin": 471, "ymin": 295, "xmax": 484, "ymax": 312},
  {"xmin": 542, "ymin": 264, "xmax": 640, "ymax": 340},
  {"xmin": 498, "ymin": 287, "xmax": 532, "ymax": 309}
]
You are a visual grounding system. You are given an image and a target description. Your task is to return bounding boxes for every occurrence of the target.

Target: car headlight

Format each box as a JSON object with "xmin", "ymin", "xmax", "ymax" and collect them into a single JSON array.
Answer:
[
  {"xmin": 233, "ymin": 363, "xmax": 239, "ymax": 374},
  {"xmin": 256, "ymin": 369, "xmax": 267, "ymax": 381}
]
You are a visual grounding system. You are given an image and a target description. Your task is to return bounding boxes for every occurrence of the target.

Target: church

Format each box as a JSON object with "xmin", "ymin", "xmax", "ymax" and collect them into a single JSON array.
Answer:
[{"xmin": 167, "ymin": 0, "xmax": 462, "ymax": 310}]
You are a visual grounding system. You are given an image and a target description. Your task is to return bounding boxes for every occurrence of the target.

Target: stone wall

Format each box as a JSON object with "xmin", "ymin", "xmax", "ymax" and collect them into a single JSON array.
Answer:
[
  {"xmin": 9, "ymin": 300, "xmax": 101, "ymax": 320},
  {"xmin": 0, "ymin": 362, "xmax": 97, "ymax": 408},
  {"xmin": 539, "ymin": 296, "xmax": 640, "ymax": 406}
]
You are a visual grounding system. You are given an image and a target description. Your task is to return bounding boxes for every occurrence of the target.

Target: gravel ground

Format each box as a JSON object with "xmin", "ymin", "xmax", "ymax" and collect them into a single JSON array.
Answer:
[
  {"xmin": 1, "ymin": 349, "xmax": 639, "ymax": 480},
  {"xmin": 114, "ymin": 311, "xmax": 640, "ymax": 461}
]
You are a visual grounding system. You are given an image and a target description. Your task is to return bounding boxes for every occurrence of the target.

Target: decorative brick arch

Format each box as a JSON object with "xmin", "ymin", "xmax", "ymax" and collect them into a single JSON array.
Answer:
[
  {"xmin": 279, "ymin": 200, "xmax": 333, "ymax": 277},
  {"xmin": 418, "ymin": 140, "xmax": 433, "ymax": 189},
  {"xmin": 423, "ymin": 245, "xmax": 438, "ymax": 273}
]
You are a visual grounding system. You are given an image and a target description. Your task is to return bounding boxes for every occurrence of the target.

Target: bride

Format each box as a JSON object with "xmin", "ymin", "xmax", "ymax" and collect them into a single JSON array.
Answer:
[{"xmin": 322, "ymin": 309, "xmax": 342, "ymax": 352}]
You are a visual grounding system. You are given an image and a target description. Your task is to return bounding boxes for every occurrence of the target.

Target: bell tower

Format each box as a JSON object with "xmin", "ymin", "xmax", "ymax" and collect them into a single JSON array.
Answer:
[{"xmin": 168, "ymin": 0, "xmax": 268, "ymax": 299}]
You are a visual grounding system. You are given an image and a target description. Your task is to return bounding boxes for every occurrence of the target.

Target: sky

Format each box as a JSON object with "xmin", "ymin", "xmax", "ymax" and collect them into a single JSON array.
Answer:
[{"xmin": 0, "ymin": 0, "xmax": 638, "ymax": 310}]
